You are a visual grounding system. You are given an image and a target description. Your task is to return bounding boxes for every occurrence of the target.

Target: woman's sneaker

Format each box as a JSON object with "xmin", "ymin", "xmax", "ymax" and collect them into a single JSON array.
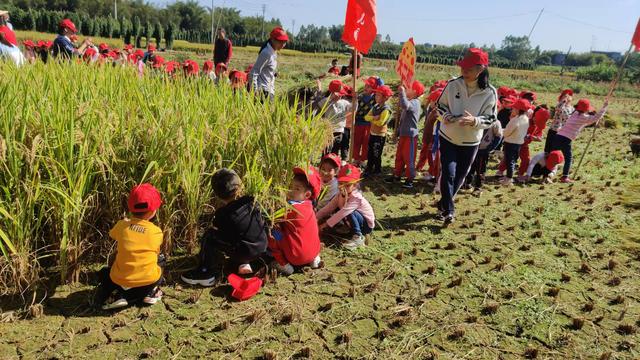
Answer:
[
  {"xmin": 310, "ymin": 255, "xmax": 322, "ymax": 269},
  {"xmin": 102, "ymin": 291, "xmax": 128, "ymax": 310},
  {"xmin": 238, "ymin": 263, "xmax": 253, "ymax": 275},
  {"xmin": 143, "ymin": 287, "xmax": 163, "ymax": 305},
  {"xmin": 181, "ymin": 267, "xmax": 216, "ymax": 287},
  {"xmin": 343, "ymin": 234, "xmax": 365, "ymax": 250}
]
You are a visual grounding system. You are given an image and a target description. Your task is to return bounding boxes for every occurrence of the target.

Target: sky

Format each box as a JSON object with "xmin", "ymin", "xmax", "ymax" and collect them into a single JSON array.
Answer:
[{"xmin": 154, "ymin": 0, "xmax": 639, "ymax": 53}]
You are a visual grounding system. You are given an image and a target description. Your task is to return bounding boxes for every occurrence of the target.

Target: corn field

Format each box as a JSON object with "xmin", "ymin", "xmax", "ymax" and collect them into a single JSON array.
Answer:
[{"xmin": 0, "ymin": 61, "xmax": 333, "ymax": 295}]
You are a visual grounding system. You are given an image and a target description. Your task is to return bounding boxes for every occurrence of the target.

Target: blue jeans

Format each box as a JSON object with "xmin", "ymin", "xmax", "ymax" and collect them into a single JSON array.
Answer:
[
  {"xmin": 348, "ymin": 211, "xmax": 372, "ymax": 236},
  {"xmin": 439, "ymin": 138, "xmax": 479, "ymax": 215},
  {"xmin": 503, "ymin": 142, "xmax": 521, "ymax": 179},
  {"xmin": 551, "ymin": 134, "xmax": 572, "ymax": 177}
]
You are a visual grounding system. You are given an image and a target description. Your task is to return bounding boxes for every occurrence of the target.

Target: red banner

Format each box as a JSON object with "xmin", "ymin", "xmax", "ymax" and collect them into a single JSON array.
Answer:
[
  {"xmin": 396, "ymin": 38, "xmax": 416, "ymax": 88},
  {"xmin": 632, "ymin": 18, "xmax": 640, "ymax": 52},
  {"xmin": 341, "ymin": 0, "xmax": 377, "ymax": 54}
]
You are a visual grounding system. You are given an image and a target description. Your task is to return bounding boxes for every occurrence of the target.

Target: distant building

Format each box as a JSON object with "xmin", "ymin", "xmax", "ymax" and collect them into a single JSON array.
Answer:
[
  {"xmin": 552, "ymin": 53, "xmax": 566, "ymax": 66},
  {"xmin": 591, "ymin": 51, "xmax": 623, "ymax": 62}
]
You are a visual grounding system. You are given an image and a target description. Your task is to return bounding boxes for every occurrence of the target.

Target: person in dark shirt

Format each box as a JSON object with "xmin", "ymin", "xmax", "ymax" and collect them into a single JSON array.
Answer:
[
  {"xmin": 213, "ymin": 28, "xmax": 233, "ymax": 66},
  {"xmin": 52, "ymin": 19, "xmax": 91, "ymax": 59},
  {"xmin": 181, "ymin": 169, "xmax": 268, "ymax": 286}
]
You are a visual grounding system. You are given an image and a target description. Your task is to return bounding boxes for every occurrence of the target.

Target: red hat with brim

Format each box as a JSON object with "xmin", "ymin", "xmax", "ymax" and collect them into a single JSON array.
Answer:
[
  {"xmin": 270, "ymin": 27, "xmax": 289, "ymax": 42},
  {"xmin": 228, "ymin": 274, "xmax": 262, "ymax": 301},
  {"xmin": 512, "ymin": 98, "xmax": 532, "ymax": 112},
  {"xmin": 374, "ymin": 85, "xmax": 393, "ymax": 98},
  {"xmin": 546, "ymin": 150, "xmax": 565, "ymax": 171},
  {"xmin": 457, "ymin": 48, "xmax": 489, "ymax": 69},
  {"xmin": 336, "ymin": 164, "xmax": 361, "ymax": 183},
  {"xmin": 321, "ymin": 153, "xmax": 342, "ymax": 169},
  {"xmin": 559, "ymin": 89, "xmax": 574, "ymax": 101},
  {"xmin": 427, "ymin": 89, "xmax": 443, "ymax": 102},
  {"xmin": 23, "ymin": 40, "xmax": 35, "ymax": 49},
  {"xmin": 497, "ymin": 86, "xmax": 511, "ymax": 98},
  {"xmin": 203, "ymin": 60, "xmax": 214, "ymax": 72},
  {"xmin": 98, "ymin": 43, "xmax": 109, "ymax": 51},
  {"xmin": 328, "ymin": 79, "xmax": 344, "ymax": 94},
  {"xmin": 293, "ymin": 166, "xmax": 322, "ymax": 200},
  {"xmin": 363, "ymin": 76, "xmax": 380, "ymax": 89},
  {"xmin": 59, "ymin": 19, "xmax": 77, "ymax": 34},
  {"xmin": 147, "ymin": 44, "xmax": 156, "ymax": 51},
  {"xmin": 123, "ymin": 44, "xmax": 133, "ymax": 51},
  {"xmin": 501, "ymin": 95, "xmax": 517, "ymax": 107},
  {"xmin": 128, "ymin": 183, "xmax": 162, "ymax": 213},
  {"xmin": 152, "ymin": 56, "xmax": 165, "ymax": 68},
  {"xmin": 575, "ymin": 99, "xmax": 592, "ymax": 113},
  {"xmin": 229, "ymin": 69, "xmax": 247, "ymax": 82},
  {"xmin": 519, "ymin": 91, "xmax": 537, "ymax": 102}
]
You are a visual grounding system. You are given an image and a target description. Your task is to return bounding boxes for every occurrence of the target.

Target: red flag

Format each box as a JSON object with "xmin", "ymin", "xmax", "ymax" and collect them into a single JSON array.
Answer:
[
  {"xmin": 633, "ymin": 18, "xmax": 640, "ymax": 52},
  {"xmin": 341, "ymin": 0, "xmax": 377, "ymax": 54}
]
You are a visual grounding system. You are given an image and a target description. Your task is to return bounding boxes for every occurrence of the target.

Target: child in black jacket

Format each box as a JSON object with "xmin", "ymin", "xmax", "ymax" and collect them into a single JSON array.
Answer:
[{"xmin": 181, "ymin": 169, "xmax": 268, "ymax": 287}]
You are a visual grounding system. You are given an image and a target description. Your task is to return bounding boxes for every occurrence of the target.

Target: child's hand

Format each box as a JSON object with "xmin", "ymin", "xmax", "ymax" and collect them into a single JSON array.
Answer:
[
  {"xmin": 340, "ymin": 186, "xmax": 348, "ymax": 197},
  {"xmin": 398, "ymin": 85, "xmax": 405, "ymax": 93}
]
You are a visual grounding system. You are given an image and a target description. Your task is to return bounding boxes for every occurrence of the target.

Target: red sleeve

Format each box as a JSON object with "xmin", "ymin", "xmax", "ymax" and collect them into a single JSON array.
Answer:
[{"xmin": 227, "ymin": 40, "xmax": 233, "ymax": 64}]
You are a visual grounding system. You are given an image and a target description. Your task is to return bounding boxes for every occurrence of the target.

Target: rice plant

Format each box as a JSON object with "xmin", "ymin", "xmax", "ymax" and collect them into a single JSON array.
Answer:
[{"xmin": 0, "ymin": 60, "xmax": 332, "ymax": 293}]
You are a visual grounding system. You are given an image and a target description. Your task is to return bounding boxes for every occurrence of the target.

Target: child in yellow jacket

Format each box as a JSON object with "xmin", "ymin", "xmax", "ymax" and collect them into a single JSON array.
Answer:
[{"xmin": 363, "ymin": 85, "xmax": 393, "ymax": 177}]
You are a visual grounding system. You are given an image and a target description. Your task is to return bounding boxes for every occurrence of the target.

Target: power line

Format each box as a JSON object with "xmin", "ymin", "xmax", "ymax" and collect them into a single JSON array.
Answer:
[
  {"xmin": 386, "ymin": 11, "xmax": 541, "ymax": 23},
  {"xmin": 545, "ymin": 11, "xmax": 633, "ymax": 34}
]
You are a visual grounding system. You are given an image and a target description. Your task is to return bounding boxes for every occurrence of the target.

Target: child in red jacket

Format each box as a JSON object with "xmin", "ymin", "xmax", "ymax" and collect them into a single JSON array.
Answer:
[{"xmin": 269, "ymin": 166, "xmax": 322, "ymax": 275}]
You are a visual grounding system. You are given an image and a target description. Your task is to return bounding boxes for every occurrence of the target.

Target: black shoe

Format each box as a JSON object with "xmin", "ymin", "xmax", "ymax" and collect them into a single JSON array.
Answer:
[
  {"xmin": 102, "ymin": 290, "xmax": 128, "ymax": 310},
  {"xmin": 443, "ymin": 213, "xmax": 455, "ymax": 226},
  {"xmin": 181, "ymin": 267, "xmax": 216, "ymax": 287},
  {"xmin": 402, "ymin": 180, "xmax": 414, "ymax": 189},
  {"xmin": 384, "ymin": 176, "xmax": 400, "ymax": 184},
  {"xmin": 435, "ymin": 211, "xmax": 446, "ymax": 221}
]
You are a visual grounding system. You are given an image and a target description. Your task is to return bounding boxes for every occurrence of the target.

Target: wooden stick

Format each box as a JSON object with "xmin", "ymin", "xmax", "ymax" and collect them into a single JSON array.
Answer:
[
  {"xmin": 348, "ymin": 49, "xmax": 358, "ymax": 163},
  {"xmin": 573, "ymin": 42, "xmax": 633, "ymax": 178}
]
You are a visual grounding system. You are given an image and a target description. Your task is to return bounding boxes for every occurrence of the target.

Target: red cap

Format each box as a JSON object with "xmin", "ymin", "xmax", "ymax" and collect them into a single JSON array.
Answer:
[
  {"xmin": 501, "ymin": 95, "xmax": 517, "ymax": 107},
  {"xmin": 534, "ymin": 107, "xmax": 550, "ymax": 123},
  {"xmin": 123, "ymin": 44, "xmax": 133, "ymax": 51},
  {"xmin": 203, "ymin": 60, "xmax": 214, "ymax": 72},
  {"xmin": 430, "ymin": 80, "xmax": 447, "ymax": 92},
  {"xmin": 337, "ymin": 164, "xmax": 361, "ymax": 183},
  {"xmin": 512, "ymin": 98, "xmax": 532, "ymax": 112},
  {"xmin": 427, "ymin": 89, "xmax": 443, "ymax": 102},
  {"xmin": 59, "ymin": 19, "xmax": 77, "ymax": 34},
  {"xmin": 147, "ymin": 44, "xmax": 156, "ymax": 51},
  {"xmin": 411, "ymin": 80, "xmax": 426, "ymax": 97},
  {"xmin": 293, "ymin": 166, "xmax": 322, "ymax": 200},
  {"xmin": 82, "ymin": 47, "xmax": 97, "ymax": 60},
  {"xmin": 328, "ymin": 80, "xmax": 344, "ymax": 93},
  {"xmin": 559, "ymin": 89, "xmax": 574, "ymax": 101},
  {"xmin": 575, "ymin": 99, "xmax": 591, "ymax": 113},
  {"xmin": 519, "ymin": 91, "xmax": 537, "ymax": 102},
  {"xmin": 98, "ymin": 43, "xmax": 109, "ymax": 51},
  {"xmin": 229, "ymin": 69, "xmax": 247, "ymax": 83},
  {"xmin": 270, "ymin": 26, "xmax": 289, "ymax": 42},
  {"xmin": 321, "ymin": 153, "xmax": 342, "ymax": 169},
  {"xmin": 183, "ymin": 60, "xmax": 199, "ymax": 75},
  {"xmin": 457, "ymin": 48, "xmax": 489, "ymax": 69},
  {"xmin": 374, "ymin": 85, "xmax": 393, "ymax": 98},
  {"xmin": 23, "ymin": 40, "xmax": 35, "ymax": 48},
  {"xmin": 134, "ymin": 49, "xmax": 144, "ymax": 59},
  {"xmin": 546, "ymin": 150, "xmax": 565, "ymax": 171},
  {"xmin": 228, "ymin": 274, "xmax": 262, "ymax": 301},
  {"xmin": 152, "ymin": 55, "xmax": 165, "ymax": 68},
  {"xmin": 497, "ymin": 86, "xmax": 511, "ymax": 98},
  {"xmin": 215, "ymin": 62, "xmax": 227, "ymax": 74},
  {"xmin": 363, "ymin": 76, "xmax": 380, "ymax": 89},
  {"xmin": 107, "ymin": 51, "xmax": 118, "ymax": 59},
  {"xmin": 165, "ymin": 61, "xmax": 179, "ymax": 74},
  {"xmin": 343, "ymin": 85, "xmax": 354, "ymax": 98},
  {"xmin": 128, "ymin": 183, "xmax": 162, "ymax": 213}
]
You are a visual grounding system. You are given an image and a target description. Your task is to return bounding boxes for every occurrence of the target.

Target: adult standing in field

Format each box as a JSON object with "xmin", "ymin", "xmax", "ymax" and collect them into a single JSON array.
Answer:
[
  {"xmin": 213, "ymin": 28, "xmax": 232, "ymax": 67},
  {"xmin": 436, "ymin": 48, "xmax": 497, "ymax": 225},
  {"xmin": 248, "ymin": 26, "xmax": 289, "ymax": 101},
  {"xmin": 0, "ymin": 9, "xmax": 24, "ymax": 66},
  {"xmin": 52, "ymin": 19, "xmax": 92, "ymax": 59}
]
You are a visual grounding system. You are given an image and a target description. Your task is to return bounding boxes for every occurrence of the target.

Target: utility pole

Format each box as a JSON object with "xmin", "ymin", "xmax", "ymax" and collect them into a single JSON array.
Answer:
[
  {"xmin": 559, "ymin": 45, "xmax": 571, "ymax": 77},
  {"xmin": 291, "ymin": 19, "xmax": 295, "ymax": 36},
  {"xmin": 261, "ymin": 4, "xmax": 266, "ymax": 39},
  {"xmin": 527, "ymin": 8, "xmax": 544, "ymax": 39},
  {"xmin": 114, "ymin": 0, "xmax": 118, "ymax": 20}
]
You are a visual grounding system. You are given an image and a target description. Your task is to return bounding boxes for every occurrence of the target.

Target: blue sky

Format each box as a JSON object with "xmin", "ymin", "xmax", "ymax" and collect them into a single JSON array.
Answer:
[{"xmin": 156, "ymin": 0, "xmax": 639, "ymax": 53}]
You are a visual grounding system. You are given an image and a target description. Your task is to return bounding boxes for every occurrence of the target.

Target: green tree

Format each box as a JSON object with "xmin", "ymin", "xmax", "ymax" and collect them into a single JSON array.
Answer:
[
  {"xmin": 144, "ymin": 20, "xmax": 153, "ymax": 46},
  {"xmin": 132, "ymin": 16, "xmax": 141, "ymax": 47},
  {"xmin": 498, "ymin": 35, "xmax": 533, "ymax": 63},
  {"xmin": 153, "ymin": 22, "xmax": 164, "ymax": 48},
  {"xmin": 165, "ymin": 22, "xmax": 176, "ymax": 50}
]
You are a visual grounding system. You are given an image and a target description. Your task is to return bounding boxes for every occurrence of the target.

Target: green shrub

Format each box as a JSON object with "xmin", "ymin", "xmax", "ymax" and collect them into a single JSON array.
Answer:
[{"xmin": 576, "ymin": 63, "xmax": 617, "ymax": 82}]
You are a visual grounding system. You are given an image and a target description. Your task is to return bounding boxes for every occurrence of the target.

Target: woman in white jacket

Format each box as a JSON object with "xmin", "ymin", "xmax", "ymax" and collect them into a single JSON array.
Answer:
[{"xmin": 436, "ymin": 48, "xmax": 497, "ymax": 224}]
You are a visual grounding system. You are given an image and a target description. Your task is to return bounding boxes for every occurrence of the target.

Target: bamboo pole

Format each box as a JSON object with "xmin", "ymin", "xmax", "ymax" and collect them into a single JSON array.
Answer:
[
  {"xmin": 348, "ymin": 49, "xmax": 358, "ymax": 163},
  {"xmin": 573, "ymin": 42, "xmax": 633, "ymax": 177}
]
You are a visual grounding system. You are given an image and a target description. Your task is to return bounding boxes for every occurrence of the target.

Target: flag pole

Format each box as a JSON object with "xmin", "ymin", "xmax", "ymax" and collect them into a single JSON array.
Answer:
[
  {"xmin": 573, "ymin": 42, "xmax": 634, "ymax": 177},
  {"xmin": 348, "ymin": 49, "xmax": 358, "ymax": 163}
]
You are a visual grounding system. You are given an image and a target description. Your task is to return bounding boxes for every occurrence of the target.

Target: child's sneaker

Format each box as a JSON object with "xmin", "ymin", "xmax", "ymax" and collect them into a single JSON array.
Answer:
[
  {"xmin": 343, "ymin": 234, "xmax": 365, "ymax": 250},
  {"xmin": 560, "ymin": 176, "xmax": 573, "ymax": 183},
  {"xmin": 272, "ymin": 262, "xmax": 294, "ymax": 275},
  {"xmin": 102, "ymin": 291, "xmax": 128, "ymax": 310},
  {"xmin": 310, "ymin": 255, "xmax": 322, "ymax": 269},
  {"xmin": 422, "ymin": 173, "xmax": 434, "ymax": 181},
  {"xmin": 402, "ymin": 180, "xmax": 414, "ymax": 189},
  {"xmin": 543, "ymin": 176, "xmax": 554, "ymax": 184},
  {"xmin": 500, "ymin": 177, "xmax": 513, "ymax": 186},
  {"xmin": 143, "ymin": 286, "xmax": 163, "ymax": 305},
  {"xmin": 238, "ymin": 263, "xmax": 253, "ymax": 275},
  {"xmin": 384, "ymin": 176, "xmax": 400, "ymax": 184},
  {"xmin": 181, "ymin": 267, "xmax": 216, "ymax": 287}
]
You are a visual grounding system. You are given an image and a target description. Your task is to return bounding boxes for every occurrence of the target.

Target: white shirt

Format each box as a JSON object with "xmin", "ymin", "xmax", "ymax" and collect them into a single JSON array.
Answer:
[
  {"xmin": 317, "ymin": 97, "xmax": 353, "ymax": 133},
  {"xmin": 526, "ymin": 152, "xmax": 558, "ymax": 178},
  {"xmin": 249, "ymin": 42, "xmax": 277, "ymax": 95},
  {"xmin": 503, "ymin": 114, "xmax": 529, "ymax": 145}
]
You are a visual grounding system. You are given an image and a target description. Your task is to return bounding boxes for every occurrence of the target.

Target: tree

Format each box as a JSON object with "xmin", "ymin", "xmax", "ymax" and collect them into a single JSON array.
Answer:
[
  {"xmin": 132, "ymin": 16, "xmax": 141, "ymax": 48},
  {"xmin": 144, "ymin": 21, "xmax": 153, "ymax": 46},
  {"xmin": 384, "ymin": 34, "xmax": 392, "ymax": 43},
  {"xmin": 153, "ymin": 22, "xmax": 164, "ymax": 48},
  {"xmin": 165, "ymin": 1, "xmax": 207, "ymax": 32},
  {"xmin": 328, "ymin": 25, "xmax": 343, "ymax": 43},
  {"xmin": 165, "ymin": 22, "xmax": 176, "ymax": 50},
  {"xmin": 498, "ymin": 35, "xmax": 533, "ymax": 63}
]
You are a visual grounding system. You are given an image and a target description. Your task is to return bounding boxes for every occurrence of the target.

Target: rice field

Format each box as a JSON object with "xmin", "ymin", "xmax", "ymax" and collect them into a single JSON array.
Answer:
[{"xmin": 0, "ymin": 44, "xmax": 639, "ymax": 359}]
